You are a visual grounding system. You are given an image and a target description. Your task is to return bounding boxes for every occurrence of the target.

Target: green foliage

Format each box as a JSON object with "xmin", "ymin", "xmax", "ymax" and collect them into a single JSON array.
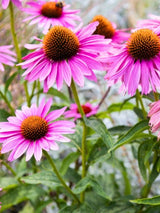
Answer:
[
  {"xmin": 130, "ymin": 195, "xmax": 160, "ymax": 205},
  {"xmin": 0, "ymin": 185, "xmax": 45, "ymax": 212},
  {"xmin": 0, "ymin": 109, "xmax": 10, "ymax": 121},
  {"xmin": 109, "ymin": 120, "xmax": 149, "ymax": 152},
  {"xmin": 21, "ymin": 171, "xmax": 61, "ymax": 187}
]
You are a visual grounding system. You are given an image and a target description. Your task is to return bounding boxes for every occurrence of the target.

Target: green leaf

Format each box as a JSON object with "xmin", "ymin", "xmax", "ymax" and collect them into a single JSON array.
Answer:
[
  {"xmin": 107, "ymin": 102, "xmax": 134, "ymax": 113},
  {"xmin": 47, "ymin": 87, "xmax": 69, "ymax": 104},
  {"xmin": 84, "ymin": 117, "xmax": 113, "ymax": 149},
  {"xmin": 0, "ymin": 177, "xmax": 18, "ymax": 190},
  {"xmin": 130, "ymin": 195, "xmax": 160, "ymax": 205},
  {"xmin": 108, "ymin": 125, "xmax": 131, "ymax": 136},
  {"xmin": 88, "ymin": 138, "xmax": 111, "ymax": 164},
  {"xmin": 64, "ymin": 168, "xmax": 81, "ymax": 184},
  {"xmin": 34, "ymin": 200, "xmax": 53, "ymax": 213},
  {"xmin": 0, "ymin": 185, "xmax": 45, "ymax": 212},
  {"xmin": 109, "ymin": 120, "xmax": 149, "ymax": 152},
  {"xmin": 73, "ymin": 176, "xmax": 111, "ymax": 200},
  {"xmin": 60, "ymin": 152, "xmax": 80, "ymax": 175},
  {"xmin": 138, "ymin": 141, "xmax": 153, "ymax": 181},
  {"xmin": 141, "ymin": 157, "xmax": 159, "ymax": 197},
  {"xmin": 0, "ymin": 109, "xmax": 10, "ymax": 121},
  {"xmin": 5, "ymin": 72, "xmax": 18, "ymax": 94},
  {"xmin": 59, "ymin": 203, "xmax": 95, "ymax": 213},
  {"xmin": 19, "ymin": 202, "xmax": 34, "ymax": 213},
  {"xmin": 133, "ymin": 107, "xmax": 144, "ymax": 119},
  {"xmin": 67, "ymin": 125, "xmax": 82, "ymax": 151},
  {"xmin": 21, "ymin": 171, "xmax": 61, "ymax": 187}
]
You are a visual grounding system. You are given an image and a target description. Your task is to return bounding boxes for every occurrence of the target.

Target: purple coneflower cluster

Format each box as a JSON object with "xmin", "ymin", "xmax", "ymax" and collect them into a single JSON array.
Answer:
[{"xmin": 2, "ymin": 0, "xmax": 160, "ymax": 161}]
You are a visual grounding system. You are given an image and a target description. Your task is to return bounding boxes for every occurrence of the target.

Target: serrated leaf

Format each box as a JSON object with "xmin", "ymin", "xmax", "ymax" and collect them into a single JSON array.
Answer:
[
  {"xmin": 84, "ymin": 117, "xmax": 113, "ymax": 149},
  {"xmin": 130, "ymin": 195, "xmax": 160, "ymax": 205},
  {"xmin": 47, "ymin": 87, "xmax": 69, "ymax": 104},
  {"xmin": 60, "ymin": 152, "xmax": 80, "ymax": 175},
  {"xmin": 109, "ymin": 120, "xmax": 149, "ymax": 152},
  {"xmin": 21, "ymin": 171, "xmax": 61, "ymax": 187},
  {"xmin": 0, "ymin": 185, "xmax": 45, "ymax": 212}
]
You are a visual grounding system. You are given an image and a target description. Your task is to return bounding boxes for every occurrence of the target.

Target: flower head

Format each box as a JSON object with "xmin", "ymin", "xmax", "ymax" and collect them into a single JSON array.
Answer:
[
  {"xmin": 104, "ymin": 28, "xmax": 160, "ymax": 96},
  {"xmin": 0, "ymin": 98, "xmax": 75, "ymax": 161},
  {"xmin": 64, "ymin": 103, "xmax": 98, "ymax": 120},
  {"xmin": 23, "ymin": 0, "xmax": 81, "ymax": 33},
  {"xmin": 91, "ymin": 15, "xmax": 130, "ymax": 44},
  {"xmin": 0, "ymin": 45, "xmax": 16, "ymax": 71},
  {"xmin": 2, "ymin": 0, "xmax": 22, "ymax": 9},
  {"xmin": 18, "ymin": 22, "xmax": 110, "ymax": 92},
  {"xmin": 148, "ymin": 100, "xmax": 160, "ymax": 139}
]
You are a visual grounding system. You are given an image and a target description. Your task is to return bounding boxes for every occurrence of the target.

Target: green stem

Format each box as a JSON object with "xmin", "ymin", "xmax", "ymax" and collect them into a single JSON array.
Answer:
[
  {"xmin": 9, "ymin": 2, "xmax": 30, "ymax": 106},
  {"xmin": 70, "ymin": 80, "xmax": 85, "ymax": 117},
  {"xmin": 2, "ymin": 161, "xmax": 16, "ymax": 176},
  {"xmin": 28, "ymin": 81, "xmax": 37, "ymax": 107},
  {"xmin": 136, "ymin": 90, "xmax": 147, "ymax": 118},
  {"xmin": 70, "ymin": 80, "xmax": 87, "ymax": 202},
  {"xmin": 43, "ymin": 151, "xmax": 80, "ymax": 204},
  {"xmin": 36, "ymin": 80, "xmax": 41, "ymax": 106},
  {"xmin": 9, "ymin": 2, "xmax": 22, "ymax": 63},
  {"xmin": 24, "ymin": 81, "xmax": 30, "ymax": 107},
  {"xmin": 0, "ymin": 91, "xmax": 14, "ymax": 115}
]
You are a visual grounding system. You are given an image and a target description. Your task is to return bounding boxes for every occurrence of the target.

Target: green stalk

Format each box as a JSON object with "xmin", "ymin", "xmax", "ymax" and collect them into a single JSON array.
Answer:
[
  {"xmin": 43, "ymin": 151, "xmax": 80, "ymax": 204},
  {"xmin": 9, "ymin": 2, "xmax": 21, "ymax": 63},
  {"xmin": 36, "ymin": 80, "xmax": 41, "ymax": 106},
  {"xmin": 9, "ymin": 2, "xmax": 30, "ymax": 106},
  {"xmin": 2, "ymin": 161, "xmax": 16, "ymax": 176},
  {"xmin": 70, "ymin": 80, "xmax": 87, "ymax": 202},
  {"xmin": 0, "ymin": 91, "xmax": 14, "ymax": 115},
  {"xmin": 136, "ymin": 90, "xmax": 147, "ymax": 118},
  {"xmin": 28, "ymin": 81, "xmax": 37, "ymax": 107}
]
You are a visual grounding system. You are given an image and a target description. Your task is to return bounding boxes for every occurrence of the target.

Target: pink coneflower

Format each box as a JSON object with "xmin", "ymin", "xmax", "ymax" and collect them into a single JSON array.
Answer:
[
  {"xmin": 136, "ymin": 14, "xmax": 160, "ymax": 35},
  {"xmin": 64, "ymin": 103, "xmax": 98, "ymax": 121},
  {"xmin": 91, "ymin": 15, "xmax": 130, "ymax": 44},
  {"xmin": 2, "ymin": 0, "xmax": 22, "ymax": 9},
  {"xmin": 18, "ymin": 22, "xmax": 110, "ymax": 92},
  {"xmin": 148, "ymin": 100, "xmax": 160, "ymax": 139},
  {"xmin": 0, "ymin": 45, "xmax": 16, "ymax": 71},
  {"xmin": 0, "ymin": 98, "xmax": 75, "ymax": 161},
  {"xmin": 23, "ymin": 0, "xmax": 81, "ymax": 33},
  {"xmin": 104, "ymin": 28, "xmax": 160, "ymax": 96}
]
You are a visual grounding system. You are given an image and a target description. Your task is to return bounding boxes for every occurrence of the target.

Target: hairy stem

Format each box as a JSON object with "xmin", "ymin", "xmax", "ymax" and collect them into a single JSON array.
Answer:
[
  {"xmin": 70, "ymin": 80, "xmax": 87, "ymax": 202},
  {"xmin": 43, "ymin": 151, "xmax": 80, "ymax": 204}
]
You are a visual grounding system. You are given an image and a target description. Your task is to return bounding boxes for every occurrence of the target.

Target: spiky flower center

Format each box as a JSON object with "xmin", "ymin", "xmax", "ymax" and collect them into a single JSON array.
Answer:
[
  {"xmin": 41, "ymin": 2, "xmax": 63, "ymax": 18},
  {"xmin": 91, "ymin": 15, "xmax": 115, "ymax": 38},
  {"xmin": 127, "ymin": 29, "xmax": 160, "ymax": 61},
  {"xmin": 21, "ymin": 116, "xmax": 48, "ymax": 141},
  {"xmin": 43, "ymin": 26, "xmax": 79, "ymax": 61},
  {"xmin": 77, "ymin": 105, "xmax": 92, "ymax": 114}
]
